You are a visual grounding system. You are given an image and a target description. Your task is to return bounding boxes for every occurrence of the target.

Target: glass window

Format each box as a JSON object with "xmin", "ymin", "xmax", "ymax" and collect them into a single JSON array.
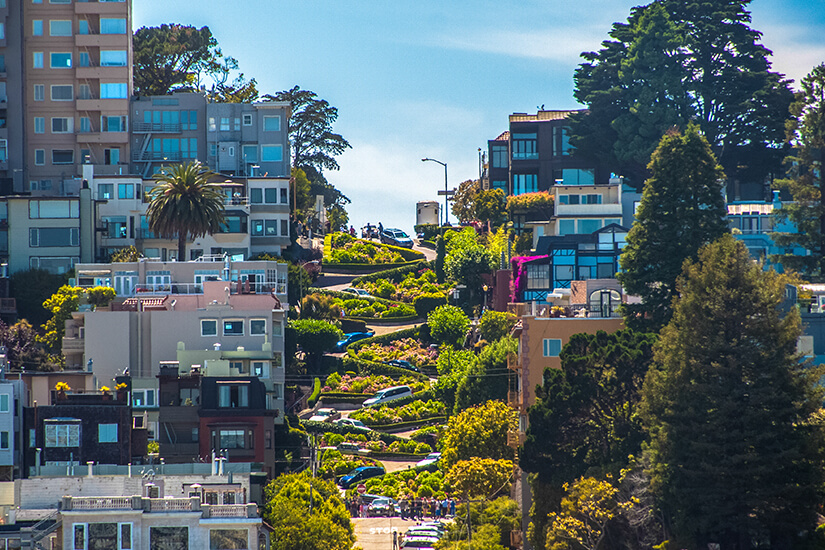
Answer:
[
  {"xmin": 553, "ymin": 126, "xmax": 572, "ymax": 156},
  {"xmin": 78, "ymin": 84, "xmax": 91, "ymax": 99},
  {"xmin": 0, "ymin": 431, "xmax": 8, "ymax": 450},
  {"xmin": 51, "ymin": 85, "xmax": 73, "ymax": 101},
  {"xmin": 492, "ymin": 145, "xmax": 507, "ymax": 168},
  {"xmin": 99, "ymin": 184, "xmax": 113, "ymax": 200},
  {"xmin": 79, "ymin": 117, "xmax": 91, "ymax": 133},
  {"xmin": 251, "ymin": 220, "xmax": 264, "ymax": 236},
  {"xmin": 150, "ymin": 527, "xmax": 188, "ymax": 550},
  {"xmin": 265, "ymin": 220, "xmax": 277, "ymax": 236},
  {"xmin": 220, "ymin": 117, "xmax": 229, "ymax": 131},
  {"xmin": 78, "ymin": 20, "xmax": 88, "ymax": 35},
  {"xmin": 512, "ymin": 133, "xmax": 537, "ymax": 160},
  {"xmin": 51, "ymin": 118, "xmax": 72, "ymax": 133},
  {"xmin": 34, "ymin": 85, "xmax": 44, "ymax": 101},
  {"xmin": 100, "ymin": 18, "xmax": 127, "ymax": 34},
  {"xmin": 261, "ymin": 145, "xmax": 282, "ymax": 162},
  {"xmin": 526, "ymin": 263, "xmax": 550, "ymax": 290},
  {"xmin": 250, "ymin": 188, "xmax": 262, "ymax": 204},
  {"xmin": 33, "ymin": 52, "xmax": 43, "ymax": 69},
  {"xmin": 50, "ymin": 52, "xmax": 72, "ymax": 69},
  {"xmin": 52, "ymin": 150, "xmax": 74, "ymax": 164},
  {"xmin": 100, "ymin": 83, "xmax": 127, "ymax": 99},
  {"xmin": 74, "ymin": 525, "xmax": 85, "ymax": 550},
  {"xmin": 579, "ymin": 219, "xmax": 601, "ymax": 234},
  {"xmin": 201, "ymin": 319, "xmax": 217, "ymax": 337},
  {"xmin": 35, "ymin": 149, "xmax": 45, "ymax": 165},
  {"xmin": 0, "ymin": 394, "xmax": 8, "ymax": 412},
  {"xmin": 98, "ymin": 424, "xmax": 117, "ymax": 443},
  {"xmin": 242, "ymin": 145, "xmax": 257, "ymax": 163},
  {"xmin": 78, "ymin": 52, "xmax": 90, "ymax": 67},
  {"xmin": 280, "ymin": 188, "xmax": 288, "ymax": 204},
  {"xmin": 513, "ymin": 174, "xmax": 537, "ymax": 195},
  {"xmin": 234, "ymin": 118, "xmax": 240, "ymax": 131},
  {"xmin": 281, "ymin": 219, "xmax": 288, "ymax": 236},
  {"xmin": 100, "ymin": 50, "xmax": 127, "ymax": 67},
  {"xmin": 34, "ymin": 117, "xmax": 44, "ymax": 134},
  {"xmin": 32, "ymin": 20, "xmax": 42, "ymax": 36},
  {"xmin": 543, "ymin": 339, "xmax": 562, "ymax": 357},
  {"xmin": 555, "ymin": 264, "xmax": 574, "ymax": 281},
  {"xmin": 263, "ymin": 116, "xmax": 280, "ymax": 131},
  {"xmin": 209, "ymin": 529, "xmax": 248, "ymax": 550},
  {"xmin": 117, "ymin": 183, "xmax": 134, "ymax": 199},
  {"xmin": 223, "ymin": 320, "xmax": 243, "ymax": 336},
  {"xmin": 102, "ymin": 116, "xmax": 126, "ymax": 132},
  {"xmin": 250, "ymin": 319, "xmax": 266, "ymax": 335},
  {"xmin": 208, "ymin": 117, "xmax": 216, "ymax": 132},
  {"xmin": 121, "ymin": 524, "xmax": 131, "ymax": 550},
  {"xmin": 264, "ymin": 188, "xmax": 278, "ymax": 203},
  {"xmin": 45, "ymin": 424, "xmax": 80, "ymax": 447},
  {"xmin": 49, "ymin": 20, "xmax": 72, "ymax": 36},
  {"xmin": 243, "ymin": 114, "xmax": 253, "ymax": 126}
]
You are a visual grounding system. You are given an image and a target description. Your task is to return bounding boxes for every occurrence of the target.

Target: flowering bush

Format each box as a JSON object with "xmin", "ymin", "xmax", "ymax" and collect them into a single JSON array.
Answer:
[
  {"xmin": 354, "ymin": 468, "xmax": 451, "ymax": 500},
  {"xmin": 55, "ymin": 382, "xmax": 71, "ymax": 391},
  {"xmin": 350, "ymin": 400, "xmax": 446, "ymax": 426},
  {"xmin": 506, "ymin": 191, "xmax": 554, "ymax": 214},
  {"xmin": 357, "ymin": 269, "xmax": 451, "ymax": 303},
  {"xmin": 316, "ymin": 450, "xmax": 381, "ymax": 479},
  {"xmin": 511, "ymin": 255, "xmax": 549, "ymax": 302},
  {"xmin": 340, "ymin": 298, "xmax": 416, "ymax": 319},
  {"xmin": 328, "ymin": 232, "xmax": 405, "ymax": 264},
  {"xmin": 353, "ymin": 338, "xmax": 438, "ymax": 368},
  {"xmin": 322, "ymin": 373, "xmax": 428, "ymax": 394}
]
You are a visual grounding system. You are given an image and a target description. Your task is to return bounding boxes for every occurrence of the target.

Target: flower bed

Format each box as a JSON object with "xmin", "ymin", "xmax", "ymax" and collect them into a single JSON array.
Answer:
[
  {"xmin": 350, "ymin": 400, "xmax": 446, "ymax": 426},
  {"xmin": 316, "ymin": 450, "xmax": 381, "ymax": 479},
  {"xmin": 323, "ymin": 373, "xmax": 428, "ymax": 394},
  {"xmin": 348, "ymin": 468, "xmax": 451, "ymax": 500},
  {"xmin": 355, "ymin": 269, "xmax": 451, "ymax": 303},
  {"xmin": 325, "ymin": 233, "xmax": 425, "ymax": 265},
  {"xmin": 351, "ymin": 338, "xmax": 438, "ymax": 368}
]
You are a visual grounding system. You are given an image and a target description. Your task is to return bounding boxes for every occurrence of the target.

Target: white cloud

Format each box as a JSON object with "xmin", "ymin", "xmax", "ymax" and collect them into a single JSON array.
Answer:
[
  {"xmin": 757, "ymin": 22, "xmax": 825, "ymax": 85},
  {"xmin": 434, "ymin": 27, "xmax": 603, "ymax": 64}
]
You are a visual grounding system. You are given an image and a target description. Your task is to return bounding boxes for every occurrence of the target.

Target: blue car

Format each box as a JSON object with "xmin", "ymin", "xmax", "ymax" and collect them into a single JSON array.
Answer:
[
  {"xmin": 335, "ymin": 331, "xmax": 375, "ymax": 352},
  {"xmin": 338, "ymin": 466, "xmax": 385, "ymax": 488}
]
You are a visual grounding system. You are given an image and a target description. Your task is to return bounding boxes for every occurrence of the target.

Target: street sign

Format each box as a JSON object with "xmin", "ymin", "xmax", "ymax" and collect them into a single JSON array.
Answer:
[
  {"xmin": 356, "ymin": 483, "xmax": 367, "ymax": 495},
  {"xmin": 437, "ymin": 189, "xmax": 456, "ymax": 196}
]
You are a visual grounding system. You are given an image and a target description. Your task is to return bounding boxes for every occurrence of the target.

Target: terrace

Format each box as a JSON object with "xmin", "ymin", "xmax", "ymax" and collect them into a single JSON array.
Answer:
[{"xmin": 62, "ymin": 496, "xmax": 259, "ymax": 518}]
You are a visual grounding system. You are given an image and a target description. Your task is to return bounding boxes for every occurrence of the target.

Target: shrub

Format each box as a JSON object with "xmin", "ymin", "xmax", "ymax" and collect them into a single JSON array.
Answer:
[
  {"xmin": 428, "ymin": 305, "xmax": 470, "ymax": 348},
  {"xmin": 478, "ymin": 310, "xmax": 518, "ymax": 342},
  {"xmin": 415, "ymin": 442, "xmax": 433, "ymax": 454},
  {"xmin": 413, "ymin": 292, "xmax": 448, "ymax": 319},
  {"xmin": 307, "ymin": 377, "xmax": 321, "ymax": 408}
]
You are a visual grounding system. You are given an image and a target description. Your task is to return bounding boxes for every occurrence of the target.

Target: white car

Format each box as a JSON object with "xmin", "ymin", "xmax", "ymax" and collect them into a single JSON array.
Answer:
[
  {"xmin": 342, "ymin": 287, "xmax": 371, "ymax": 297},
  {"xmin": 333, "ymin": 418, "xmax": 372, "ymax": 431},
  {"xmin": 416, "ymin": 452, "xmax": 441, "ymax": 468},
  {"xmin": 308, "ymin": 408, "xmax": 341, "ymax": 422}
]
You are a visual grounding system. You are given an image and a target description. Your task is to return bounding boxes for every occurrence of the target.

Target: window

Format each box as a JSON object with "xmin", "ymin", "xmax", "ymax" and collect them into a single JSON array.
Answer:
[
  {"xmin": 491, "ymin": 145, "xmax": 507, "ymax": 168},
  {"xmin": 52, "ymin": 117, "xmax": 72, "ymax": 133},
  {"xmin": 526, "ymin": 263, "xmax": 550, "ymax": 290},
  {"xmin": 234, "ymin": 118, "xmax": 240, "ymax": 131},
  {"xmin": 102, "ymin": 115, "xmax": 126, "ymax": 132},
  {"xmin": 99, "ymin": 184, "xmax": 113, "ymax": 199},
  {"xmin": 220, "ymin": 117, "xmax": 229, "ymax": 131},
  {"xmin": 34, "ymin": 117, "xmax": 44, "ymax": 134},
  {"xmin": 0, "ymin": 431, "xmax": 8, "ymax": 450},
  {"xmin": 209, "ymin": 117, "xmax": 216, "ymax": 132},
  {"xmin": 243, "ymin": 114, "xmax": 253, "ymax": 126},
  {"xmin": 34, "ymin": 84, "xmax": 44, "ymax": 101},
  {"xmin": 250, "ymin": 319, "xmax": 266, "ymax": 335},
  {"xmin": 35, "ymin": 149, "xmax": 45, "ymax": 166},
  {"xmin": 513, "ymin": 174, "xmax": 537, "ymax": 195},
  {"xmin": 265, "ymin": 220, "xmax": 278, "ymax": 236},
  {"xmin": 223, "ymin": 320, "xmax": 243, "ymax": 336},
  {"xmin": 555, "ymin": 264, "xmax": 574, "ymax": 281},
  {"xmin": 117, "ymin": 183, "xmax": 134, "ymax": 199},
  {"xmin": 579, "ymin": 219, "xmax": 601, "ymax": 234},
  {"xmin": 0, "ymin": 140, "xmax": 6, "ymax": 163},
  {"xmin": 151, "ymin": 527, "xmax": 188, "ymax": 550},
  {"xmin": 45, "ymin": 423, "xmax": 80, "ymax": 447},
  {"xmin": 78, "ymin": 20, "xmax": 88, "ymax": 35},
  {"xmin": 280, "ymin": 188, "xmax": 288, "ymax": 204},
  {"xmin": 103, "ymin": 216, "xmax": 126, "ymax": 238},
  {"xmin": 33, "ymin": 52, "xmax": 43, "ymax": 69},
  {"xmin": 250, "ymin": 188, "xmax": 262, "ymax": 204},
  {"xmin": 261, "ymin": 145, "xmax": 282, "ymax": 162},
  {"xmin": 49, "ymin": 20, "xmax": 72, "ymax": 36},
  {"xmin": 132, "ymin": 389, "xmax": 156, "ymax": 407},
  {"xmin": 104, "ymin": 148, "xmax": 120, "ymax": 165},
  {"xmin": 52, "ymin": 150, "xmax": 74, "ymax": 164},
  {"xmin": 78, "ymin": 84, "xmax": 91, "ymax": 99},
  {"xmin": 251, "ymin": 220, "xmax": 264, "ymax": 236},
  {"xmin": 50, "ymin": 52, "xmax": 72, "ymax": 69},
  {"xmin": 242, "ymin": 145, "xmax": 257, "ymax": 163},
  {"xmin": 210, "ymin": 529, "xmax": 248, "ymax": 550},
  {"xmin": 98, "ymin": 424, "xmax": 117, "ymax": 443},
  {"xmin": 79, "ymin": 117, "xmax": 91, "ymax": 133},
  {"xmin": 0, "ymin": 394, "xmax": 8, "ymax": 412},
  {"xmin": 32, "ymin": 20, "xmax": 42, "ymax": 36},
  {"xmin": 201, "ymin": 319, "xmax": 217, "ymax": 337},
  {"xmin": 263, "ymin": 116, "xmax": 280, "ymax": 131},
  {"xmin": 51, "ymin": 85, "xmax": 73, "ymax": 101},
  {"xmin": 78, "ymin": 51, "xmax": 90, "ymax": 67},
  {"xmin": 29, "ymin": 200, "xmax": 78, "ymax": 218},
  {"xmin": 100, "ymin": 83, "xmax": 127, "ymax": 99},
  {"xmin": 543, "ymin": 339, "xmax": 562, "ymax": 357},
  {"xmin": 100, "ymin": 18, "xmax": 126, "ymax": 34},
  {"xmin": 281, "ymin": 219, "xmax": 288, "ymax": 236},
  {"xmin": 100, "ymin": 50, "xmax": 127, "ymax": 67},
  {"xmin": 264, "ymin": 188, "xmax": 278, "ymax": 203},
  {"xmin": 219, "ymin": 428, "xmax": 246, "ymax": 447},
  {"xmin": 218, "ymin": 386, "xmax": 249, "ymax": 409},
  {"xmin": 553, "ymin": 126, "xmax": 572, "ymax": 156},
  {"xmin": 29, "ymin": 227, "xmax": 79, "ymax": 247},
  {"xmin": 121, "ymin": 524, "xmax": 131, "ymax": 550},
  {"xmin": 512, "ymin": 133, "xmax": 537, "ymax": 160}
]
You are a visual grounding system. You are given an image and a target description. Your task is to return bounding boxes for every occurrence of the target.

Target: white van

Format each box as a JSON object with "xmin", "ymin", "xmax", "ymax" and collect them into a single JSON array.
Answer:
[{"xmin": 362, "ymin": 385, "xmax": 413, "ymax": 407}]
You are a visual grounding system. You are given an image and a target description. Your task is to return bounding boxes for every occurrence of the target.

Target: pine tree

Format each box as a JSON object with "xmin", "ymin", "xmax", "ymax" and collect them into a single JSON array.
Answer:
[
  {"xmin": 641, "ymin": 234, "xmax": 825, "ymax": 548},
  {"xmin": 618, "ymin": 124, "xmax": 728, "ymax": 331}
]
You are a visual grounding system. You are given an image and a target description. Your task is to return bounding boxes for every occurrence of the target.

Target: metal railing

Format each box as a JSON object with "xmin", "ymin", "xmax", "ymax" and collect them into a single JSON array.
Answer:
[{"xmin": 132, "ymin": 122, "xmax": 182, "ymax": 134}]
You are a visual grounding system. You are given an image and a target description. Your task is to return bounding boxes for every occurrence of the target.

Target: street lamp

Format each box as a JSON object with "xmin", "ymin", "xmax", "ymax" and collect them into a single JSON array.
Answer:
[{"xmin": 422, "ymin": 157, "xmax": 449, "ymax": 226}]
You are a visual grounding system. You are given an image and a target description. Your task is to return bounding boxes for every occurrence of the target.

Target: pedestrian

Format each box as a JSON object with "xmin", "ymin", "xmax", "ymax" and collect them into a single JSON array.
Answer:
[
  {"xmin": 393, "ymin": 530, "xmax": 399, "ymax": 550},
  {"xmin": 400, "ymin": 497, "xmax": 407, "ymax": 520},
  {"xmin": 449, "ymin": 497, "xmax": 456, "ymax": 517},
  {"xmin": 441, "ymin": 497, "xmax": 449, "ymax": 518},
  {"xmin": 349, "ymin": 225, "xmax": 356, "ymax": 237},
  {"xmin": 378, "ymin": 222, "xmax": 384, "ymax": 234}
]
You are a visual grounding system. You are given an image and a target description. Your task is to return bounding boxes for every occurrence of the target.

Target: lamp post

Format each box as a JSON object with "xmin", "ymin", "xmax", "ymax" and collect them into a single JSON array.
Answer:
[{"xmin": 422, "ymin": 157, "xmax": 449, "ymax": 226}]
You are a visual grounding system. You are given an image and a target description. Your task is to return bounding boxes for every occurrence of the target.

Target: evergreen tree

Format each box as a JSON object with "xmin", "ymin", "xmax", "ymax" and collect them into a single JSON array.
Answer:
[
  {"xmin": 641, "ymin": 234, "xmax": 825, "ymax": 549},
  {"xmin": 772, "ymin": 63, "xmax": 825, "ymax": 278},
  {"xmin": 618, "ymin": 125, "xmax": 728, "ymax": 331}
]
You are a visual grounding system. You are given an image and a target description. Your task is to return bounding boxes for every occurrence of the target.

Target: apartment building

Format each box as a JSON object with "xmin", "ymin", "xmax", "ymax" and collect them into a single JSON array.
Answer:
[
  {"xmin": 486, "ymin": 110, "xmax": 609, "ymax": 196},
  {"xmin": 23, "ymin": 0, "xmax": 133, "ymax": 194}
]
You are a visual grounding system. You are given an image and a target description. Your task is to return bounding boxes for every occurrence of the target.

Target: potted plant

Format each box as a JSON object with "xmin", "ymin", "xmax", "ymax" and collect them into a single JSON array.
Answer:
[
  {"xmin": 55, "ymin": 382, "xmax": 71, "ymax": 401},
  {"xmin": 100, "ymin": 385, "xmax": 112, "ymax": 401},
  {"xmin": 115, "ymin": 382, "xmax": 128, "ymax": 401}
]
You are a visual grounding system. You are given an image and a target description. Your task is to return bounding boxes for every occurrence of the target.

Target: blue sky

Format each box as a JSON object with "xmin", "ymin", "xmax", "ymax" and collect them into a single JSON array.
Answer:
[{"xmin": 134, "ymin": 0, "xmax": 825, "ymax": 234}]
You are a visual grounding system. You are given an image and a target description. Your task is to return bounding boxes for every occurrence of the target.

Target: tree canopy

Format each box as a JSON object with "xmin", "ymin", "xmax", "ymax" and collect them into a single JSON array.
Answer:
[
  {"xmin": 617, "ymin": 125, "xmax": 728, "ymax": 331},
  {"xmin": 569, "ymin": 0, "xmax": 793, "ymax": 188},
  {"xmin": 427, "ymin": 305, "xmax": 470, "ymax": 348},
  {"xmin": 440, "ymin": 400, "xmax": 515, "ymax": 469},
  {"xmin": 772, "ymin": 63, "xmax": 825, "ymax": 278},
  {"xmin": 641, "ymin": 234, "xmax": 825, "ymax": 548}
]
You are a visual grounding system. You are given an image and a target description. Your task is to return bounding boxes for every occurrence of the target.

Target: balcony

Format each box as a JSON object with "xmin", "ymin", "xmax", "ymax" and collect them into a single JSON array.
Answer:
[
  {"xmin": 76, "ymin": 98, "xmax": 128, "ymax": 112},
  {"xmin": 507, "ymin": 355, "xmax": 520, "ymax": 372},
  {"xmin": 132, "ymin": 122, "xmax": 182, "ymax": 134},
  {"xmin": 63, "ymin": 495, "xmax": 259, "ymax": 517},
  {"xmin": 76, "ymin": 131, "xmax": 128, "ymax": 144},
  {"xmin": 76, "ymin": 66, "xmax": 129, "ymax": 80},
  {"xmin": 133, "ymin": 151, "xmax": 183, "ymax": 162},
  {"xmin": 555, "ymin": 203, "xmax": 623, "ymax": 217},
  {"xmin": 62, "ymin": 336, "xmax": 84, "ymax": 353},
  {"xmin": 507, "ymin": 430, "xmax": 525, "ymax": 448}
]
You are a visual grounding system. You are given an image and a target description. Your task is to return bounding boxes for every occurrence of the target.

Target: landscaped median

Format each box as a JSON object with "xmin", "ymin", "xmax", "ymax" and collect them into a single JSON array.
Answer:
[
  {"xmin": 322, "ymin": 232, "xmax": 426, "ymax": 273},
  {"xmin": 306, "ymin": 288, "xmax": 419, "ymax": 322}
]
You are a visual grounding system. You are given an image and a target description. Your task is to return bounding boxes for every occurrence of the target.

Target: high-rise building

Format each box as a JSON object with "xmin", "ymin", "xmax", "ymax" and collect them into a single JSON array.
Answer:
[{"xmin": 8, "ymin": 0, "xmax": 133, "ymax": 196}]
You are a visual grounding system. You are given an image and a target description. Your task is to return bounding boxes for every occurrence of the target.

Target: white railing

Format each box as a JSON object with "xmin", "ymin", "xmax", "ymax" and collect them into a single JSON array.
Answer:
[
  {"xmin": 71, "ymin": 497, "xmax": 132, "ymax": 510},
  {"xmin": 208, "ymin": 505, "xmax": 248, "ymax": 518},
  {"xmin": 149, "ymin": 498, "xmax": 193, "ymax": 512}
]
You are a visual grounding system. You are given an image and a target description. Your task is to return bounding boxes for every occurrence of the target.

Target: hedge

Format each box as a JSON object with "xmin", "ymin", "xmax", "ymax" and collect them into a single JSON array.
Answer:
[
  {"xmin": 308, "ymin": 288, "xmax": 400, "ymax": 307},
  {"xmin": 307, "ymin": 377, "xmax": 322, "ymax": 408},
  {"xmin": 300, "ymin": 419, "xmax": 407, "ymax": 445},
  {"xmin": 341, "ymin": 356, "xmax": 429, "ymax": 381},
  {"xmin": 319, "ymin": 392, "xmax": 373, "ymax": 399},
  {"xmin": 351, "ymin": 261, "xmax": 433, "ymax": 285},
  {"xmin": 346, "ymin": 325, "xmax": 423, "ymax": 352},
  {"xmin": 368, "ymin": 451, "xmax": 430, "ymax": 461},
  {"xmin": 321, "ymin": 261, "xmax": 424, "ymax": 273},
  {"xmin": 413, "ymin": 293, "xmax": 448, "ymax": 318},
  {"xmin": 382, "ymin": 388, "xmax": 437, "ymax": 409},
  {"xmin": 419, "ymin": 240, "xmax": 437, "ymax": 250},
  {"xmin": 347, "ymin": 315, "xmax": 420, "ymax": 324},
  {"xmin": 318, "ymin": 394, "xmax": 370, "ymax": 405},
  {"xmin": 324, "ymin": 234, "xmax": 426, "ymax": 264},
  {"xmin": 366, "ymin": 416, "xmax": 448, "ymax": 432}
]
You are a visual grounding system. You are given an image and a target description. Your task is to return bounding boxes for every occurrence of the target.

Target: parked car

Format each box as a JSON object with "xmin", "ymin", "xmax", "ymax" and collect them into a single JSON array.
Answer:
[
  {"xmin": 415, "ymin": 452, "xmax": 441, "ymax": 468},
  {"xmin": 338, "ymin": 466, "xmax": 385, "ymax": 489},
  {"xmin": 308, "ymin": 408, "xmax": 341, "ymax": 422},
  {"xmin": 342, "ymin": 287, "xmax": 371, "ymax": 297},
  {"xmin": 362, "ymin": 385, "xmax": 413, "ymax": 407},
  {"xmin": 336, "ymin": 442, "xmax": 361, "ymax": 453},
  {"xmin": 385, "ymin": 359, "xmax": 420, "ymax": 373},
  {"xmin": 368, "ymin": 497, "xmax": 399, "ymax": 517},
  {"xmin": 333, "ymin": 418, "xmax": 372, "ymax": 431},
  {"xmin": 401, "ymin": 535, "xmax": 440, "ymax": 549},
  {"xmin": 380, "ymin": 228, "xmax": 414, "ymax": 248},
  {"xmin": 335, "ymin": 331, "xmax": 375, "ymax": 352},
  {"xmin": 405, "ymin": 527, "xmax": 443, "ymax": 539}
]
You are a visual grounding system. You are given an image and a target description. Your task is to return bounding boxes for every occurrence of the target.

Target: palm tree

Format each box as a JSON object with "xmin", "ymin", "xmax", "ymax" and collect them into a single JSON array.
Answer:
[{"xmin": 146, "ymin": 162, "xmax": 226, "ymax": 260}]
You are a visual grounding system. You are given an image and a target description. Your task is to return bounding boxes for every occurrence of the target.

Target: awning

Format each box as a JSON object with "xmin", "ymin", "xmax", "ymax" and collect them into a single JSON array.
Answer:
[
  {"xmin": 225, "ymin": 210, "xmax": 248, "ymax": 217},
  {"xmin": 77, "ymin": 270, "xmax": 112, "ymax": 276}
]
